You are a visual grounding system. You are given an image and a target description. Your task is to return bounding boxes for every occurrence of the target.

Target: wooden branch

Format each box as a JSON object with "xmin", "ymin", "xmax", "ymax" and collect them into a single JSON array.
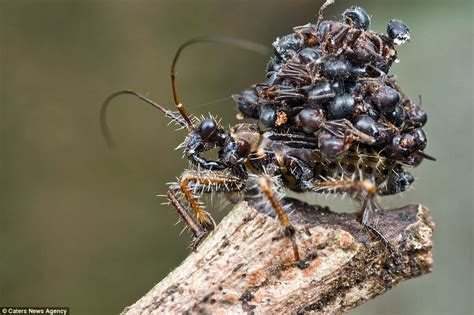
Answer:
[{"xmin": 122, "ymin": 198, "xmax": 435, "ymax": 314}]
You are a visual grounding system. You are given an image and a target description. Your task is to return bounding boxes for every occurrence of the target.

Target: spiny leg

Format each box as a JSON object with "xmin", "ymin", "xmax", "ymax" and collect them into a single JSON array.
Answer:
[
  {"xmin": 256, "ymin": 175, "xmax": 300, "ymax": 261},
  {"xmin": 167, "ymin": 187, "xmax": 207, "ymax": 250},
  {"xmin": 172, "ymin": 170, "xmax": 245, "ymax": 250},
  {"xmin": 358, "ymin": 195, "xmax": 393, "ymax": 256},
  {"xmin": 311, "ymin": 179, "xmax": 394, "ymax": 255}
]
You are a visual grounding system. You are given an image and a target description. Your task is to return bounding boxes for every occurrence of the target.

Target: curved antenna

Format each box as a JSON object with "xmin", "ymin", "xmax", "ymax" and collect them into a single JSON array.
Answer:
[
  {"xmin": 317, "ymin": 0, "xmax": 335, "ymax": 26},
  {"xmin": 100, "ymin": 90, "xmax": 188, "ymax": 149},
  {"xmin": 170, "ymin": 36, "xmax": 270, "ymax": 127}
]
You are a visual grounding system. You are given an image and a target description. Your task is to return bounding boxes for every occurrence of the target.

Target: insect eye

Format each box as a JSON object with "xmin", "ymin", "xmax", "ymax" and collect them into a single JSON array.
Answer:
[
  {"xmin": 197, "ymin": 118, "xmax": 218, "ymax": 141},
  {"xmin": 387, "ymin": 19, "xmax": 410, "ymax": 45},
  {"xmin": 343, "ymin": 6, "xmax": 371, "ymax": 30}
]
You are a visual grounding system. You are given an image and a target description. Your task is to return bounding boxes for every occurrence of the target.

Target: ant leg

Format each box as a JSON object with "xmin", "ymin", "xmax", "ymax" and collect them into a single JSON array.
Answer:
[
  {"xmin": 331, "ymin": 25, "xmax": 350, "ymax": 46},
  {"xmin": 367, "ymin": 32, "xmax": 383, "ymax": 54},
  {"xmin": 335, "ymin": 29, "xmax": 363, "ymax": 56},
  {"xmin": 256, "ymin": 175, "xmax": 300, "ymax": 261},
  {"xmin": 175, "ymin": 170, "xmax": 245, "ymax": 249},
  {"xmin": 317, "ymin": 0, "xmax": 335, "ymax": 26},
  {"xmin": 327, "ymin": 119, "xmax": 376, "ymax": 144},
  {"xmin": 268, "ymin": 131, "xmax": 318, "ymax": 143}
]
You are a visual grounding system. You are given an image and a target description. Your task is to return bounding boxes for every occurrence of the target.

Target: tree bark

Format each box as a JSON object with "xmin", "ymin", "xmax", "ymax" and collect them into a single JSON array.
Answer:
[{"xmin": 122, "ymin": 198, "xmax": 435, "ymax": 314}]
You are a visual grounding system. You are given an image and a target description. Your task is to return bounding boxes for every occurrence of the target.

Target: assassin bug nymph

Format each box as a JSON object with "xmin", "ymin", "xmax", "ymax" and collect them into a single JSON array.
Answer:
[
  {"xmin": 101, "ymin": 4, "xmax": 432, "ymax": 262},
  {"xmin": 100, "ymin": 37, "xmax": 310, "ymax": 256}
]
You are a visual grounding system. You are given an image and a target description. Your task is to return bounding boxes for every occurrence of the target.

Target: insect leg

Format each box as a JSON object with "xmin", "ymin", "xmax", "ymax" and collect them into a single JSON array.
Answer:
[
  {"xmin": 358, "ymin": 196, "xmax": 396, "ymax": 258},
  {"xmin": 179, "ymin": 170, "xmax": 244, "ymax": 228},
  {"xmin": 268, "ymin": 132, "xmax": 318, "ymax": 143},
  {"xmin": 336, "ymin": 29, "xmax": 363, "ymax": 56},
  {"xmin": 366, "ymin": 32, "xmax": 384, "ymax": 54},
  {"xmin": 255, "ymin": 175, "xmax": 300, "ymax": 261},
  {"xmin": 331, "ymin": 25, "xmax": 350, "ymax": 46},
  {"xmin": 311, "ymin": 179, "xmax": 377, "ymax": 197},
  {"xmin": 317, "ymin": 0, "xmax": 335, "ymax": 27},
  {"xmin": 167, "ymin": 186, "xmax": 207, "ymax": 250},
  {"xmin": 327, "ymin": 119, "xmax": 376, "ymax": 144},
  {"xmin": 310, "ymin": 179, "xmax": 393, "ymax": 253},
  {"xmin": 173, "ymin": 170, "xmax": 245, "ymax": 249}
]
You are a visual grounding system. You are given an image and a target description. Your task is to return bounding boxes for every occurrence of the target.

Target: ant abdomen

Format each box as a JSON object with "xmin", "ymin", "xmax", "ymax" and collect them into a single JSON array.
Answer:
[
  {"xmin": 297, "ymin": 47, "xmax": 320, "ymax": 64},
  {"xmin": 232, "ymin": 90, "xmax": 259, "ymax": 119},
  {"xmin": 295, "ymin": 108, "xmax": 325, "ymax": 134},
  {"xmin": 273, "ymin": 34, "xmax": 302, "ymax": 60},
  {"xmin": 371, "ymin": 85, "xmax": 401, "ymax": 113},
  {"xmin": 318, "ymin": 132, "xmax": 348, "ymax": 158},
  {"xmin": 327, "ymin": 94, "xmax": 355, "ymax": 119},
  {"xmin": 321, "ymin": 58, "xmax": 352, "ymax": 79},
  {"xmin": 307, "ymin": 82, "xmax": 335, "ymax": 106},
  {"xmin": 355, "ymin": 115, "xmax": 381, "ymax": 138}
]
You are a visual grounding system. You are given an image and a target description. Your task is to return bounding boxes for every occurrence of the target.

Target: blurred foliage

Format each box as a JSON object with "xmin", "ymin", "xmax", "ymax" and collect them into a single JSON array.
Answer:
[{"xmin": 0, "ymin": 0, "xmax": 472, "ymax": 314}]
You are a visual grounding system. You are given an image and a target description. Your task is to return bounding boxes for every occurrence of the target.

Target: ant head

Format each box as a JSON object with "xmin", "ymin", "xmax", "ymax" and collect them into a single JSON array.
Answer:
[
  {"xmin": 387, "ymin": 19, "xmax": 410, "ymax": 45},
  {"xmin": 390, "ymin": 128, "xmax": 435, "ymax": 162},
  {"xmin": 343, "ymin": 6, "xmax": 371, "ymax": 30}
]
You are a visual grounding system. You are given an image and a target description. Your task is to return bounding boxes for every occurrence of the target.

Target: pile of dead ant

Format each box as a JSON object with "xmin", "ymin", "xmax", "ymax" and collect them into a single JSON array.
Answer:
[{"xmin": 101, "ymin": 0, "xmax": 434, "ymax": 261}]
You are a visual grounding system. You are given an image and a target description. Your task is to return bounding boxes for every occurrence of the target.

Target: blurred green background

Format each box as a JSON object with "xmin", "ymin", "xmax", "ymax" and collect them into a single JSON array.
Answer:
[{"xmin": 0, "ymin": 0, "xmax": 472, "ymax": 314}]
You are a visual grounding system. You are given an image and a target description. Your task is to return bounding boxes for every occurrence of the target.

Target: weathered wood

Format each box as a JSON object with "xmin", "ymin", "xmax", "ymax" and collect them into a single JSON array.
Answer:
[{"xmin": 123, "ymin": 198, "xmax": 434, "ymax": 314}]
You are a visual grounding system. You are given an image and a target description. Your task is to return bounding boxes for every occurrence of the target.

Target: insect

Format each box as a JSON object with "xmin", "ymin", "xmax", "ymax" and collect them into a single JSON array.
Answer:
[{"xmin": 101, "ymin": 1, "xmax": 434, "ymax": 262}]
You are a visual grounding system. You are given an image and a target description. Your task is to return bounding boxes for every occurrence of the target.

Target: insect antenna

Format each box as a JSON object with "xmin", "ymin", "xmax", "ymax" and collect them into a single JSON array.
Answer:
[
  {"xmin": 101, "ymin": 37, "xmax": 269, "ymax": 149},
  {"xmin": 317, "ymin": 0, "xmax": 335, "ymax": 27},
  {"xmin": 414, "ymin": 150, "xmax": 436, "ymax": 161},
  {"xmin": 170, "ymin": 36, "xmax": 270, "ymax": 127},
  {"xmin": 100, "ymin": 90, "xmax": 189, "ymax": 148}
]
